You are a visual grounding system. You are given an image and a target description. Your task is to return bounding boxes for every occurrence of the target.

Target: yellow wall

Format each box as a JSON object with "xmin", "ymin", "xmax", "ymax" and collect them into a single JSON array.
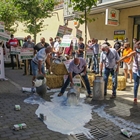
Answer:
[
  {"xmin": 15, "ymin": 6, "xmax": 140, "ymax": 47},
  {"xmin": 66, "ymin": 6, "xmax": 140, "ymax": 47}
]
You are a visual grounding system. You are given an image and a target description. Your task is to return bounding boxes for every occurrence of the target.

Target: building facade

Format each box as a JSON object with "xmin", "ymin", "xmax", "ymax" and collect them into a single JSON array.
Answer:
[{"xmin": 14, "ymin": 0, "xmax": 140, "ymax": 47}]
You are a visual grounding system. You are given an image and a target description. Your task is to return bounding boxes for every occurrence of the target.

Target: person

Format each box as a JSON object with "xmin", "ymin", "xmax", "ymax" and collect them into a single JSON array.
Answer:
[
  {"xmin": 122, "ymin": 42, "xmax": 133, "ymax": 83},
  {"xmin": 53, "ymin": 36, "xmax": 61, "ymax": 57},
  {"xmin": 57, "ymin": 57, "xmax": 92, "ymax": 98},
  {"xmin": 103, "ymin": 38, "xmax": 111, "ymax": 47},
  {"xmin": 23, "ymin": 35, "xmax": 35, "ymax": 75},
  {"xmin": 87, "ymin": 39, "xmax": 93, "ymax": 69},
  {"xmin": 100, "ymin": 44, "xmax": 120, "ymax": 99},
  {"xmin": 64, "ymin": 41, "xmax": 73, "ymax": 60},
  {"xmin": 76, "ymin": 37, "xmax": 85, "ymax": 58},
  {"xmin": 49, "ymin": 37, "xmax": 54, "ymax": 48},
  {"xmin": 117, "ymin": 41, "xmax": 140, "ymax": 104},
  {"xmin": 34, "ymin": 37, "xmax": 49, "ymax": 53},
  {"xmin": 91, "ymin": 38, "xmax": 99, "ymax": 74},
  {"xmin": 31, "ymin": 47, "xmax": 52, "ymax": 92},
  {"xmin": 133, "ymin": 38, "xmax": 138, "ymax": 51},
  {"xmin": 114, "ymin": 38, "xmax": 121, "ymax": 56},
  {"xmin": 8, "ymin": 34, "xmax": 21, "ymax": 69}
]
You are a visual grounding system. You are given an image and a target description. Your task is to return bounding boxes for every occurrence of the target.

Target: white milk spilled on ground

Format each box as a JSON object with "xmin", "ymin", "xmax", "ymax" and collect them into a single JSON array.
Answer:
[
  {"xmin": 93, "ymin": 105, "xmax": 140, "ymax": 133},
  {"xmin": 24, "ymin": 92, "xmax": 94, "ymax": 139}
]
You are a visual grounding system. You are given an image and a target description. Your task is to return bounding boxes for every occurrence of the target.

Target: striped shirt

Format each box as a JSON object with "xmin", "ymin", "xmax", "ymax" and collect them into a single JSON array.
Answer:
[{"xmin": 32, "ymin": 48, "xmax": 48, "ymax": 64}]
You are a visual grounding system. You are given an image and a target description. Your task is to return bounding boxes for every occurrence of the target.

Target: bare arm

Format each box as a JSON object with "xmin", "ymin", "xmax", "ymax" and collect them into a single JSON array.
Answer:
[
  {"xmin": 118, "ymin": 51, "xmax": 136, "ymax": 63},
  {"xmin": 69, "ymin": 72, "xmax": 73, "ymax": 84}
]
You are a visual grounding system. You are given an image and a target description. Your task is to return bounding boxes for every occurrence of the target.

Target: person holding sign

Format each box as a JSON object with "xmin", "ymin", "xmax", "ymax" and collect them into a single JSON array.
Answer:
[
  {"xmin": 23, "ymin": 35, "xmax": 35, "ymax": 75},
  {"xmin": 31, "ymin": 47, "xmax": 52, "ymax": 93},
  {"xmin": 8, "ymin": 34, "xmax": 21, "ymax": 69},
  {"xmin": 58, "ymin": 57, "xmax": 92, "ymax": 98},
  {"xmin": 53, "ymin": 37, "xmax": 61, "ymax": 57},
  {"xmin": 76, "ymin": 37, "xmax": 85, "ymax": 58}
]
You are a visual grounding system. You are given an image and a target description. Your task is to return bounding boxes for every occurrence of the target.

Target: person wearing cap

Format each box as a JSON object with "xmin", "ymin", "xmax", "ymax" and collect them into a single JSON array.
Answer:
[
  {"xmin": 100, "ymin": 44, "xmax": 120, "ymax": 99},
  {"xmin": 57, "ymin": 57, "xmax": 92, "ymax": 98}
]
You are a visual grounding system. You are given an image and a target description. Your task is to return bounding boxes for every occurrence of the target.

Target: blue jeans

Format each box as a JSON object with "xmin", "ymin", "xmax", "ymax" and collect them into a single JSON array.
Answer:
[
  {"xmin": 103, "ymin": 68, "xmax": 118, "ymax": 96},
  {"xmin": 133, "ymin": 72, "xmax": 139, "ymax": 98},
  {"xmin": 31, "ymin": 60, "xmax": 45, "ymax": 76},
  {"xmin": 60, "ymin": 72, "xmax": 91, "ymax": 95},
  {"xmin": 92, "ymin": 54, "xmax": 99, "ymax": 73}
]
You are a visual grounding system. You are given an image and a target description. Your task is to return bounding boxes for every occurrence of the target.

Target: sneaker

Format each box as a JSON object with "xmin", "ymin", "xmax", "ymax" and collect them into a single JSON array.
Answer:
[
  {"xmin": 31, "ymin": 87, "xmax": 36, "ymax": 93},
  {"xmin": 134, "ymin": 98, "xmax": 137, "ymax": 104},
  {"xmin": 110, "ymin": 95, "xmax": 116, "ymax": 99}
]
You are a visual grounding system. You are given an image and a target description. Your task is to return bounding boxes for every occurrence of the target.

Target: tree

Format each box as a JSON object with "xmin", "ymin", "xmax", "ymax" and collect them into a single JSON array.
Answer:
[
  {"xmin": 71, "ymin": 0, "xmax": 97, "ymax": 57},
  {"xmin": 0, "ymin": 0, "xmax": 19, "ymax": 33},
  {"xmin": 13, "ymin": 0, "xmax": 56, "ymax": 43}
]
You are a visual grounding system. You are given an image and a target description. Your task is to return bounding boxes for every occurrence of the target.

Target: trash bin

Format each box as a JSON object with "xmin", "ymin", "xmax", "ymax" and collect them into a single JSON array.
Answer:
[
  {"xmin": 93, "ymin": 76, "xmax": 104, "ymax": 100},
  {"xmin": 36, "ymin": 75, "xmax": 47, "ymax": 98}
]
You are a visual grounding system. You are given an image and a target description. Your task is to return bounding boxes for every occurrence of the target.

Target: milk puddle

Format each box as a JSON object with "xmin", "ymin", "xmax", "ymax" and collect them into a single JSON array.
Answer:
[
  {"xmin": 24, "ymin": 92, "xmax": 94, "ymax": 139},
  {"xmin": 93, "ymin": 105, "xmax": 140, "ymax": 133},
  {"xmin": 24, "ymin": 91, "xmax": 140, "ymax": 138}
]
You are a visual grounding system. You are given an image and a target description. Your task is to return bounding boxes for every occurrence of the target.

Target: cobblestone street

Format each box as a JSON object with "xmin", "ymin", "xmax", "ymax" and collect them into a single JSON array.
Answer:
[{"xmin": 0, "ymin": 68, "xmax": 140, "ymax": 140}]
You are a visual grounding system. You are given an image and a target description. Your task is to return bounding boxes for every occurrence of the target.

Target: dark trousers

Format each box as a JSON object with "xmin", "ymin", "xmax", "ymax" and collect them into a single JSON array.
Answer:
[
  {"xmin": 24, "ymin": 59, "xmax": 32, "ymax": 75},
  {"xmin": 10, "ymin": 54, "xmax": 20, "ymax": 69},
  {"xmin": 60, "ymin": 72, "xmax": 91, "ymax": 95}
]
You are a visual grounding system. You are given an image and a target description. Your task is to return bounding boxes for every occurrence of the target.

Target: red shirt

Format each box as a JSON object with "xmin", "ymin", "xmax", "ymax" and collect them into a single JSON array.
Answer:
[
  {"xmin": 8, "ymin": 38, "xmax": 18, "ymax": 47},
  {"xmin": 64, "ymin": 45, "xmax": 73, "ymax": 55}
]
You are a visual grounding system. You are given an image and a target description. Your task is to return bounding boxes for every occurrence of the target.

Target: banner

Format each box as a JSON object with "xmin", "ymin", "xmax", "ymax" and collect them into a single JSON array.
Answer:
[
  {"xmin": 20, "ymin": 48, "xmax": 34, "ymax": 60},
  {"xmin": 10, "ymin": 46, "xmax": 21, "ymax": 55},
  {"xmin": 76, "ymin": 29, "xmax": 82, "ymax": 38},
  {"xmin": 0, "ymin": 47, "xmax": 5, "ymax": 79},
  {"xmin": 105, "ymin": 8, "xmax": 119, "ymax": 26}
]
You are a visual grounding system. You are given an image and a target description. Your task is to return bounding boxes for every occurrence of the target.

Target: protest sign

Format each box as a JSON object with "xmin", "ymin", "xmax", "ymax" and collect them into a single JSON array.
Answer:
[{"xmin": 20, "ymin": 48, "xmax": 34, "ymax": 60}]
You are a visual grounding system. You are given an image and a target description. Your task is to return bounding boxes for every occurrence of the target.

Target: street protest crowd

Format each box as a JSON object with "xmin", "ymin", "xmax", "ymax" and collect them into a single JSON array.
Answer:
[{"xmin": 7, "ymin": 34, "xmax": 140, "ymax": 104}]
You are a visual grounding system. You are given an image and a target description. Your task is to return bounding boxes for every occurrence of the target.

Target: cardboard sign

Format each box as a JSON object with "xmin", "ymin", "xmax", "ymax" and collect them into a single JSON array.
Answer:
[
  {"xmin": 0, "ymin": 47, "xmax": 5, "ymax": 79},
  {"xmin": 20, "ymin": 48, "xmax": 34, "ymax": 60},
  {"xmin": 10, "ymin": 46, "xmax": 21, "ymax": 55},
  {"xmin": 56, "ymin": 25, "xmax": 66, "ymax": 38},
  {"xmin": 63, "ymin": 75, "xmax": 81, "ymax": 87}
]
